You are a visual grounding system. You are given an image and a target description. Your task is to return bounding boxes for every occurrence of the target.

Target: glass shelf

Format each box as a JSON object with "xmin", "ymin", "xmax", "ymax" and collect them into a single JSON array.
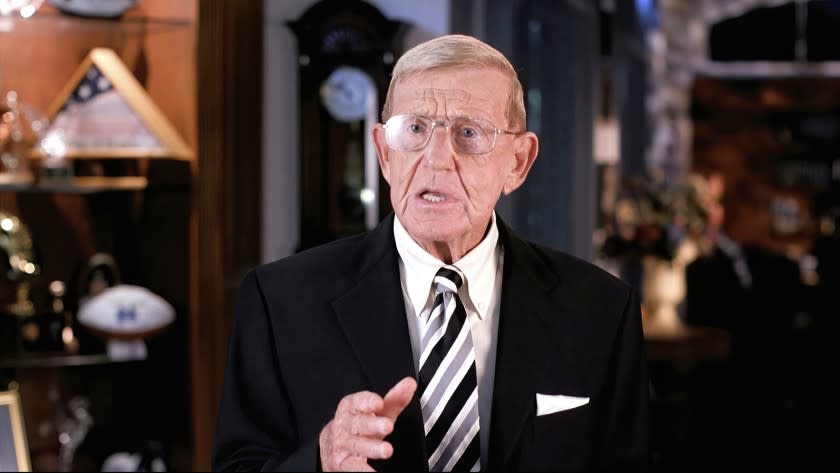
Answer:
[
  {"xmin": 0, "ymin": 351, "xmax": 144, "ymax": 369},
  {"xmin": 0, "ymin": 10, "xmax": 191, "ymax": 36},
  {"xmin": 0, "ymin": 176, "xmax": 148, "ymax": 193}
]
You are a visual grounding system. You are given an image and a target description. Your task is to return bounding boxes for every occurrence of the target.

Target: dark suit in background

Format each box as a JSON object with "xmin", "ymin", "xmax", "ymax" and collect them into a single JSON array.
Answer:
[
  {"xmin": 213, "ymin": 215, "xmax": 649, "ymax": 472},
  {"xmin": 801, "ymin": 234, "xmax": 840, "ymax": 467},
  {"xmin": 685, "ymin": 243, "xmax": 800, "ymax": 469}
]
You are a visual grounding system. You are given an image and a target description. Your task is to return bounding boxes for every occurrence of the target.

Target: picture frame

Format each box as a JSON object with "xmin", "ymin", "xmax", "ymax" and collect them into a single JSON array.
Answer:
[
  {"xmin": 32, "ymin": 47, "xmax": 193, "ymax": 161},
  {"xmin": 0, "ymin": 390, "xmax": 30, "ymax": 472},
  {"xmin": 770, "ymin": 194, "xmax": 806, "ymax": 237}
]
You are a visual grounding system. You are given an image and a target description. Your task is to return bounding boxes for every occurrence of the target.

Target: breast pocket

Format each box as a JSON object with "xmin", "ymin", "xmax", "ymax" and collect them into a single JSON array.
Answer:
[{"xmin": 519, "ymin": 401, "xmax": 593, "ymax": 472}]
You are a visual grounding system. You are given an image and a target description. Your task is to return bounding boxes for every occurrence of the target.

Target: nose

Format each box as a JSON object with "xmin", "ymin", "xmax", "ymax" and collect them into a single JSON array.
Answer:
[{"xmin": 422, "ymin": 123, "xmax": 457, "ymax": 170}]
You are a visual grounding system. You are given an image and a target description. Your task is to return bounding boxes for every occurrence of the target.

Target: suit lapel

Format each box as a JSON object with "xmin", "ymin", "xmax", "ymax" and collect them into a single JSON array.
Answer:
[
  {"xmin": 331, "ymin": 214, "xmax": 427, "ymax": 471},
  {"xmin": 487, "ymin": 220, "xmax": 560, "ymax": 471}
]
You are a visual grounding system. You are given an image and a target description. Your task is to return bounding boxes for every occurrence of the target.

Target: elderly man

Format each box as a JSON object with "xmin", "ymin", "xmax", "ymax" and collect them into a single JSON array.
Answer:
[{"xmin": 214, "ymin": 34, "xmax": 649, "ymax": 472}]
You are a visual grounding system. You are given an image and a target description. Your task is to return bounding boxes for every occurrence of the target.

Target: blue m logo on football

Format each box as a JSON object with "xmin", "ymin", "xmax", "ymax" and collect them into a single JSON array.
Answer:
[{"xmin": 116, "ymin": 305, "xmax": 137, "ymax": 323}]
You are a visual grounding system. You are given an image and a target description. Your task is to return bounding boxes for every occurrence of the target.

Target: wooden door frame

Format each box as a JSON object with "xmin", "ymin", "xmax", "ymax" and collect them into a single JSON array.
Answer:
[{"xmin": 193, "ymin": 1, "xmax": 263, "ymax": 470}]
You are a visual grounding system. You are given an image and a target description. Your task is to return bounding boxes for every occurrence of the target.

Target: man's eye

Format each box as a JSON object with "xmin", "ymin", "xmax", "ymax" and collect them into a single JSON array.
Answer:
[
  {"xmin": 459, "ymin": 127, "xmax": 478, "ymax": 138},
  {"xmin": 408, "ymin": 123, "xmax": 426, "ymax": 134}
]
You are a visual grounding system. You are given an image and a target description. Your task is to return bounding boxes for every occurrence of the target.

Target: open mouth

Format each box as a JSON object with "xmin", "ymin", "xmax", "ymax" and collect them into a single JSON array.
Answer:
[{"xmin": 421, "ymin": 192, "xmax": 446, "ymax": 203}]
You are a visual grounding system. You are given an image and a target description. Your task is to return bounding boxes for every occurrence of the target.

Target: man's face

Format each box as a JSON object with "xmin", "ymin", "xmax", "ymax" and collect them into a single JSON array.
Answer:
[{"xmin": 373, "ymin": 67, "xmax": 537, "ymax": 260}]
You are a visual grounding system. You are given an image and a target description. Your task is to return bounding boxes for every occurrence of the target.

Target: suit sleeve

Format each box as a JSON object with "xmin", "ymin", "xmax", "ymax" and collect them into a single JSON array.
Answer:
[
  {"xmin": 596, "ymin": 288, "xmax": 650, "ymax": 472},
  {"xmin": 213, "ymin": 270, "xmax": 320, "ymax": 472}
]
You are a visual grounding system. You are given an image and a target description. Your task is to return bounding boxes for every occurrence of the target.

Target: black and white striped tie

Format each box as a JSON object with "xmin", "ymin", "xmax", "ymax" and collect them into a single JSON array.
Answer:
[{"xmin": 418, "ymin": 266, "xmax": 481, "ymax": 472}]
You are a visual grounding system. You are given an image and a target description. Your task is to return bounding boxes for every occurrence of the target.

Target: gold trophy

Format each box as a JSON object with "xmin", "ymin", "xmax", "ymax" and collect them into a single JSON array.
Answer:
[{"xmin": 1, "ymin": 211, "xmax": 39, "ymax": 317}]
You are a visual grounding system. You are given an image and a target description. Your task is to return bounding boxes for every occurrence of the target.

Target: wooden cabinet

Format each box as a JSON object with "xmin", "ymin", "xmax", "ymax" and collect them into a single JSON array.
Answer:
[
  {"xmin": 0, "ymin": 2, "xmax": 197, "ymax": 470},
  {"xmin": 0, "ymin": 2, "xmax": 265, "ymax": 470}
]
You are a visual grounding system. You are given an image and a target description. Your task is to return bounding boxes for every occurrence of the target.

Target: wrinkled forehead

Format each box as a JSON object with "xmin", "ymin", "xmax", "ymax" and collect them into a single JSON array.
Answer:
[
  {"xmin": 410, "ymin": 88, "xmax": 478, "ymax": 116},
  {"xmin": 391, "ymin": 69, "xmax": 509, "ymax": 121},
  {"xmin": 415, "ymin": 87, "xmax": 470, "ymax": 102}
]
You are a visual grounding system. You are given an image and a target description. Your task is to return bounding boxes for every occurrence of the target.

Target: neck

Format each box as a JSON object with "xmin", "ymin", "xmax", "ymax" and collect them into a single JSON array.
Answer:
[
  {"xmin": 423, "ymin": 242, "xmax": 471, "ymax": 264},
  {"xmin": 417, "ymin": 220, "xmax": 493, "ymax": 264}
]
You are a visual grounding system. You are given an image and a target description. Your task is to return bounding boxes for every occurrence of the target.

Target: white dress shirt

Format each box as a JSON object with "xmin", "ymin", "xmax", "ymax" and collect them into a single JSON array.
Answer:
[{"xmin": 393, "ymin": 213, "xmax": 504, "ymax": 468}]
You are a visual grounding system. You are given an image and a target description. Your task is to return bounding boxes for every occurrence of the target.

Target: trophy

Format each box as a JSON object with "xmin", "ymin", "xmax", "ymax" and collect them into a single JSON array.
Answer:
[{"xmin": 0, "ymin": 210, "xmax": 39, "ymax": 317}]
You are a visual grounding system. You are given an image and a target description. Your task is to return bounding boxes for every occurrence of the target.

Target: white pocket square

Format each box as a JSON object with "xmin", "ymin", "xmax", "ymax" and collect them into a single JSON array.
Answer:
[{"xmin": 536, "ymin": 393, "xmax": 590, "ymax": 416}]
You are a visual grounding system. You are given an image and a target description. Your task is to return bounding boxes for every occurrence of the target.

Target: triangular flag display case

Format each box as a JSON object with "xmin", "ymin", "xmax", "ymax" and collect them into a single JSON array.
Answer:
[{"xmin": 33, "ymin": 47, "xmax": 193, "ymax": 161}]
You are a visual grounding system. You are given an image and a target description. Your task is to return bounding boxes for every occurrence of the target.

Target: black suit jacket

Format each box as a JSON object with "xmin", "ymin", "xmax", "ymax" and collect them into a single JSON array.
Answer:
[
  {"xmin": 213, "ymin": 214, "xmax": 649, "ymax": 472},
  {"xmin": 683, "ymin": 244, "xmax": 802, "ymax": 468},
  {"xmin": 685, "ymin": 245, "xmax": 800, "ymax": 376}
]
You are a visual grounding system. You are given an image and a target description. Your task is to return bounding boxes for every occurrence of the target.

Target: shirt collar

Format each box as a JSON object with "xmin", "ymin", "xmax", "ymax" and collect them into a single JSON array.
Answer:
[
  {"xmin": 393, "ymin": 212, "xmax": 500, "ymax": 320},
  {"xmin": 717, "ymin": 232, "xmax": 743, "ymax": 259}
]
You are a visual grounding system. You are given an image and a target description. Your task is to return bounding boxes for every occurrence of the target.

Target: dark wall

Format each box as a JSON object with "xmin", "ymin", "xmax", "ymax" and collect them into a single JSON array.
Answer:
[{"xmin": 452, "ymin": 0, "xmax": 600, "ymax": 260}]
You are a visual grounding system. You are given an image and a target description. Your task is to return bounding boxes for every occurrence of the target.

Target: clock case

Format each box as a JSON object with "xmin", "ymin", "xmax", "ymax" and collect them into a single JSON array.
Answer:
[{"xmin": 289, "ymin": 0, "xmax": 409, "ymax": 251}]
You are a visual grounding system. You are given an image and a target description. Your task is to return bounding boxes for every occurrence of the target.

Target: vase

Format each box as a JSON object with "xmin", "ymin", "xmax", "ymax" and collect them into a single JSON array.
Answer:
[{"xmin": 641, "ymin": 256, "xmax": 686, "ymax": 335}]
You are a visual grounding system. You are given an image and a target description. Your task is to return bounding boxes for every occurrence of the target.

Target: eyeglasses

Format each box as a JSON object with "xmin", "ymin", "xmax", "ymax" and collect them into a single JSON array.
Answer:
[{"xmin": 382, "ymin": 115, "xmax": 523, "ymax": 155}]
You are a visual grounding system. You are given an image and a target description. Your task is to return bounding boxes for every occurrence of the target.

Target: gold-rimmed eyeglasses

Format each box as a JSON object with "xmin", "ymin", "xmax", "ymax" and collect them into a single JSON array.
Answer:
[{"xmin": 382, "ymin": 115, "xmax": 523, "ymax": 155}]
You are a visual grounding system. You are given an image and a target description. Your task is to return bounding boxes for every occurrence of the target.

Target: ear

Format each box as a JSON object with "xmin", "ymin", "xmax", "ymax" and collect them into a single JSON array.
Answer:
[
  {"xmin": 372, "ymin": 124, "xmax": 392, "ymax": 185},
  {"xmin": 502, "ymin": 132, "xmax": 539, "ymax": 195}
]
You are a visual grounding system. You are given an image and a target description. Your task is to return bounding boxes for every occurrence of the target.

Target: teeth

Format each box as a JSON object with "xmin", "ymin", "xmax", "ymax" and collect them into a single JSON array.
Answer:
[{"xmin": 422, "ymin": 193, "xmax": 444, "ymax": 203}]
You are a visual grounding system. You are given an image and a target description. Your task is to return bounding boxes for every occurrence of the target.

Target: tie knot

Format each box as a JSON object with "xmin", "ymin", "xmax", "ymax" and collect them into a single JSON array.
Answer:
[{"xmin": 434, "ymin": 266, "xmax": 464, "ymax": 294}]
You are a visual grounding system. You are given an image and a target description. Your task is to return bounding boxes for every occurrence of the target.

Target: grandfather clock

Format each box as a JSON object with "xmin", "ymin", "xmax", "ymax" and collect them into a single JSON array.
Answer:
[{"xmin": 289, "ymin": 0, "xmax": 407, "ymax": 250}]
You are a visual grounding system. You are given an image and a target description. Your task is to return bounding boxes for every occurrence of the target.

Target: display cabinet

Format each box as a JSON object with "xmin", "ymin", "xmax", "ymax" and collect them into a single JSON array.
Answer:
[{"xmin": 0, "ymin": 1, "xmax": 196, "ymax": 470}]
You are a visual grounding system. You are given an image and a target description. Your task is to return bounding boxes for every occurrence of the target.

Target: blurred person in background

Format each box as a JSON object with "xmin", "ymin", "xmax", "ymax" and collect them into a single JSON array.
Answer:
[{"xmin": 685, "ymin": 177, "xmax": 801, "ymax": 469}]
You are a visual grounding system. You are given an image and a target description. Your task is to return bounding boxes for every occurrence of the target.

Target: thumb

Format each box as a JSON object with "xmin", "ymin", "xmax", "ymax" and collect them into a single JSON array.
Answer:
[{"xmin": 378, "ymin": 377, "xmax": 417, "ymax": 422}]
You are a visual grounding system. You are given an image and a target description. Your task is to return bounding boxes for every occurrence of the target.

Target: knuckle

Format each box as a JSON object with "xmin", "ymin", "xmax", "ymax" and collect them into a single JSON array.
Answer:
[
  {"xmin": 337, "ymin": 396, "xmax": 351, "ymax": 413},
  {"xmin": 352, "ymin": 414, "xmax": 367, "ymax": 435},
  {"xmin": 332, "ymin": 415, "xmax": 346, "ymax": 434},
  {"xmin": 319, "ymin": 425, "xmax": 331, "ymax": 446},
  {"xmin": 339, "ymin": 391, "xmax": 369, "ymax": 413},
  {"xmin": 350, "ymin": 437, "xmax": 362, "ymax": 455},
  {"xmin": 329, "ymin": 423, "xmax": 342, "ymax": 440},
  {"xmin": 336, "ymin": 431, "xmax": 351, "ymax": 449}
]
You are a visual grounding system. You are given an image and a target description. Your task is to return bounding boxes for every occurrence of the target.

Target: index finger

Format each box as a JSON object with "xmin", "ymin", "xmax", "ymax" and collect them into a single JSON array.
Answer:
[
  {"xmin": 378, "ymin": 377, "xmax": 417, "ymax": 422},
  {"xmin": 337, "ymin": 391, "xmax": 384, "ymax": 416}
]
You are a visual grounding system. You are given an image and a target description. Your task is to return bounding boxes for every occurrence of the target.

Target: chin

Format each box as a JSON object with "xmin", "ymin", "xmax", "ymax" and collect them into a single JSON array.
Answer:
[{"xmin": 403, "ymin": 215, "xmax": 471, "ymax": 245}]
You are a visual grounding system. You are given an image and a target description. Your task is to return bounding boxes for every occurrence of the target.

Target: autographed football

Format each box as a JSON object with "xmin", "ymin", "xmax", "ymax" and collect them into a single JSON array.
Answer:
[{"xmin": 77, "ymin": 284, "xmax": 174, "ymax": 340}]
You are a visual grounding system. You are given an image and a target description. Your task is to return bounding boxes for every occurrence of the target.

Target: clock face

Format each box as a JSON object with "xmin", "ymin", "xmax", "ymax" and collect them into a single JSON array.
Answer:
[{"xmin": 320, "ymin": 66, "xmax": 375, "ymax": 123}]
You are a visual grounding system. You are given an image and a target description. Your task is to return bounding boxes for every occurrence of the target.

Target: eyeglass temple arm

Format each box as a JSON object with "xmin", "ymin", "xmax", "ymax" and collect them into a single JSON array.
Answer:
[{"xmin": 498, "ymin": 129, "xmax": 527, "ymax": 136}]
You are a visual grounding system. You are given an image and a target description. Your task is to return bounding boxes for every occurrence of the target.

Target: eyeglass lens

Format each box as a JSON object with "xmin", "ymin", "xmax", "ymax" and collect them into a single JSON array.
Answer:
[{"xmin": 385, "ymin": 115, "xmax": 498, "ymax": 155}]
